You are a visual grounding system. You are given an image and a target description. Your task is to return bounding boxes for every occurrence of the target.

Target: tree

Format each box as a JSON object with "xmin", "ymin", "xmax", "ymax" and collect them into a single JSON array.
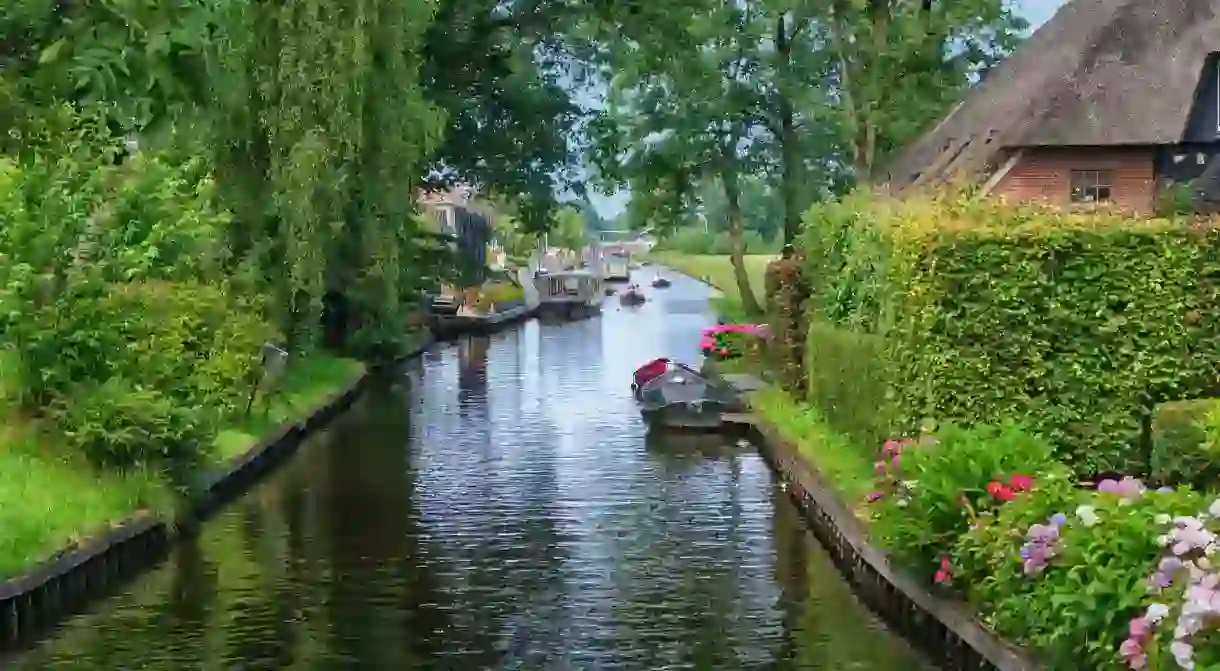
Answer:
[
  {"xmin": 594, "ymin": 0, "xmax": 768, "ymax": 317},
  {"xmin": 813, "ymin": 0, "xmax": 1026, "ymax": 182}
]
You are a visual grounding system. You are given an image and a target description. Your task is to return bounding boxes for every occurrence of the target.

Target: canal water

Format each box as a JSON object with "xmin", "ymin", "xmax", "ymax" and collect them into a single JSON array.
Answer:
[{"xmin": 11, "ymin": 272, "xmax": 929, "ymax": 670}]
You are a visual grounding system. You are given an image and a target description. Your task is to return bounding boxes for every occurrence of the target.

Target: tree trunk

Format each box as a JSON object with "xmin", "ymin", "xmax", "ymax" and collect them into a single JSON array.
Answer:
[
  {"xmin": 722, "ymin": 168, "xmax": 764, "ymax": 318},
  {"xmin": 775, "ymin": 14, "xmax": 801, "ymax": 244}
]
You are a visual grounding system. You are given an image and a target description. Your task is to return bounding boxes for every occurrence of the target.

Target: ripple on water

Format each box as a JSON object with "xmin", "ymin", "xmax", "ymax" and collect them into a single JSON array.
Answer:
[{"xmin": 8, "ymin": 272, "xmax": 931, "ymax": 670}]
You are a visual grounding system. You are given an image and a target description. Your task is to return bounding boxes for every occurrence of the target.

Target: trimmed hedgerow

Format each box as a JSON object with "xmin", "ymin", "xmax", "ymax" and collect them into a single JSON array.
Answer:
[{"xmin": 800, "ymin": 190, "xmax": 1220, "ymax": 474}]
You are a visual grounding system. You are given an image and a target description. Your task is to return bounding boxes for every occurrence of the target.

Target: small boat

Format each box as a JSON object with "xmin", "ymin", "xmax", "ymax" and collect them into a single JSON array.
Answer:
[
  {"xmin": 620, "ymin": 285, "xmax": 646, "ymax": 306},
  {"xmin": 630, "ymin": 358, "xmax": 746, "ymax": 430},
  {"xmin": 651, "ymin": 273, "xmax": 671, "ymax": 289}
]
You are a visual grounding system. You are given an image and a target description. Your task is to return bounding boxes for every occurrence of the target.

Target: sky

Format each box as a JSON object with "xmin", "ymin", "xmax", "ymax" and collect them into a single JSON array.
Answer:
[{"xmin": 586, "ymin": 0, "xmax": 1070, "ymax": 220}]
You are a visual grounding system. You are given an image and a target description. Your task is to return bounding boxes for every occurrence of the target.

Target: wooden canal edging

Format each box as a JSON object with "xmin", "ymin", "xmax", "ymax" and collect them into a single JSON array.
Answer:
[
  {"xmin": 715, "ymin": 374, "xmax": 1042, "ymax": 671},
  {"xmin": 0, "ymin": 333, "xmax": 437, "ymax": 652}
]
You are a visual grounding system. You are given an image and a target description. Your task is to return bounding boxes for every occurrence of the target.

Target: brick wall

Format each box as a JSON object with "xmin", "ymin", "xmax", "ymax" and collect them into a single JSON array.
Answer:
[{"xmin": 991, "ymin": 146, "xmax": 1157, "ymax": 213}]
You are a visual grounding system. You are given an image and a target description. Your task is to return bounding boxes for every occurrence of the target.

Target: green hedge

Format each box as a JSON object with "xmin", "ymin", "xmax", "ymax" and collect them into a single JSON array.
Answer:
[
  {"xmin": 1151, "ymin": 398, "xmax": 1220, "ymax": 488},
  {"xmin": 801, "ymin": 191, "xmax": 1220, "ymax": 472},
  {"xmin": 805, "ymin": 321, "xmax": 893, "ymax": 448}
]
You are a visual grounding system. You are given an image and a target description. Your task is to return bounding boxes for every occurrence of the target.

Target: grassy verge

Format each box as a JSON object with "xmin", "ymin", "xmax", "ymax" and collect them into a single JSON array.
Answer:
[
  {"xmin": 213, "ymin": 354, "xmax": 366, "ymax": 461},
  {"xmin": 648, "ymin": 252, "xmax": 773, "ymax": 320},
  {"xmin": 748, "ymin": 385, "xmax": 875, "ymax": 509},
  {"xmin": 0, "ymin": 353, "xmax": 364, "ymax": 580}
]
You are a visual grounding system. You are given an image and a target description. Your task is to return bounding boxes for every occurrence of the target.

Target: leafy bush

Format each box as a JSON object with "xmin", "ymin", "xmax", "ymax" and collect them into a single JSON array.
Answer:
[
  {"xmin": 801, "ymin": 190, "xmax": 1220, "ymax": 473},
  {"xmin": 955, "ymin": 481, "xmax": 1204, "ymax": 670},
  {"xmin": 870, "ymin": 422, "xmax": 1062, "ymax": 582},
  {"xmin": 52, "ymin": 379, "xmax": 214, "ymax": 489},
  {"xmin": 10, "ymin": 280, "xmax": 269, "ymax": 418},
  {"xmin": 1151, "ymin": 399, "xmax": 1220, "ymax": 489},
  {"xmin": 805, "ymin": 322, "xmax": 893, "ymax": 448}
]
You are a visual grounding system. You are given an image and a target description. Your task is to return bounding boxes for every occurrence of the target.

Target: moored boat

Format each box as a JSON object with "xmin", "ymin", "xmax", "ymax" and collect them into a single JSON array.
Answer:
[{"xmin": 630, "ymin": 358, "xmax": 745, "ymax": 430}]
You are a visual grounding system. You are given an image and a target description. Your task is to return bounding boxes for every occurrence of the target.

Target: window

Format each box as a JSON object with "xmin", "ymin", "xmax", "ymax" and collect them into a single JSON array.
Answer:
[{"xmin": 1070, "ymin": 170, "xmax": 1114, "ymax": 204}]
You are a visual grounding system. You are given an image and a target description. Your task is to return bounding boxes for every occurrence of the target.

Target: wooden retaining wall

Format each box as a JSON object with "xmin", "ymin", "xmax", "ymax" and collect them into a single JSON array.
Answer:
[
  {"xmin": 0, "ymin": 336, "xmax": 435, "ymax": 651},
  {"xmin": 748, "ymin": 420, "xmax": 1042, "ymax": 671}
]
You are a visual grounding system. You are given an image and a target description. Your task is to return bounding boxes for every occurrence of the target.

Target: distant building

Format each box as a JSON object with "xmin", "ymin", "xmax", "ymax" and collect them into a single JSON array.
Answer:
[
  {"xmin": 420, "ymin": 187, "xmax": 492, "ymax": 283},
  {"xmin": 884, "ymin": 1, "xmax": 1220, "ymax": 213}
]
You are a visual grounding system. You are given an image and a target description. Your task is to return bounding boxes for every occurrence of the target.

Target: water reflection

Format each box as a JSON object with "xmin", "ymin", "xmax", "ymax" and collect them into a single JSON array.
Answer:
[{"xmin": 9, "ymin": 271, "xmax": 930, "ymax": 670}]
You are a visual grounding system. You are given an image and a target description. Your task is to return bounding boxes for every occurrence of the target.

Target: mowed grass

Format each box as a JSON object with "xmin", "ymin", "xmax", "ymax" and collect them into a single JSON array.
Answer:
[
  {"xmin": 0, "ymin": 353, "xmax": 363, "ymax": 579},
  {"xmin": 649, "ymin": 252, "xmax": 774, "ymax": 320},
  {"xmin": 748, "ymin": 386, "xmax": 875, "ymax": 514}
]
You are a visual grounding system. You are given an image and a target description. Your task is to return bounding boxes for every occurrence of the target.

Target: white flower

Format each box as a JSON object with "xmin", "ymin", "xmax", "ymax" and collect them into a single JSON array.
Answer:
[
  {"xmin": 1210, "ymin": 499, "xmax": 1220, "ymax": 518},
  {"xmin": 1146, "ymin": 603, "xmax": 1170, "ymax": 623},
  {"xmin": 1157, "ymin": 513, "xmax": 1172, "ymax": 525},
  {"xmin": 1075, "ymin": 505, "xmax": 1099, "ymax": 527}
]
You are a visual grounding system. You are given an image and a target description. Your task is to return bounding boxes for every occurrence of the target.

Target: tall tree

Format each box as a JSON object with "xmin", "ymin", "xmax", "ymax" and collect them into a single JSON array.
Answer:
[{"xmin": 594, "ymin": 0, "xmax": 768, "ymax": 316}]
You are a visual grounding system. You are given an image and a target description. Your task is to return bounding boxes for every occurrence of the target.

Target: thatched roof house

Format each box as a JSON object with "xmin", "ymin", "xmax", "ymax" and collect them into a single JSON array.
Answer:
[{"xmin": 884, "ymin": 0, "xmax": 1220, "ymax": 212}]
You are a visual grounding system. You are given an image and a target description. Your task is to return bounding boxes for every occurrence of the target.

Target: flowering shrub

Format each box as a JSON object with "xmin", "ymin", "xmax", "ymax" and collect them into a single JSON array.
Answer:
[
  {"xmin": 869, "ymin": 421, "xmax": 1061, "ymax": 583},
  {"xmin": 700, "ymin": 323, "xmax": 767, "ymax": 361},
  {"xmin": 955, "ymin": 477, "xmax": 1206, "ymax": 670}
]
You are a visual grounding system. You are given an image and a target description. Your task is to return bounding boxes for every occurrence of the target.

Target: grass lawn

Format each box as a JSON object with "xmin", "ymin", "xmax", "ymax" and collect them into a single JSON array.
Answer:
[
  {"xmin": 0, "ymin": 353, "xmax": 364, "ymax": 579},
  {"xmin": 648, "ymin": 252, "xmax": 774, "ymax": 321}
]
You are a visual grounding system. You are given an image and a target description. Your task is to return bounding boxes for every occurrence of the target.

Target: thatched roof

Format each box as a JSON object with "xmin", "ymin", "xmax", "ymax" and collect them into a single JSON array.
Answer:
[{"xmin": 885, "ymin": 0, "xmax": 1220, "ymax": 192}]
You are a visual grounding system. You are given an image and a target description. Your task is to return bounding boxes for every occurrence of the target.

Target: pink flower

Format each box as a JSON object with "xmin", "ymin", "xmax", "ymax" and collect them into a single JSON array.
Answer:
[
  {"xmin": 1128, "ymin": 617, "xmax": 1149, "ymax": 638},
  {"xmin": 874, "ymin": 461, "xmax": 887, "ymax": 474}
]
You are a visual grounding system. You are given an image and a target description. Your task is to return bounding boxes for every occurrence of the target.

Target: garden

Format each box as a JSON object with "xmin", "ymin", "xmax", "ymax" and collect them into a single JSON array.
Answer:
[{"xmin": 724, "ymin": 190, "xmax": 1220, "ymax": 670}]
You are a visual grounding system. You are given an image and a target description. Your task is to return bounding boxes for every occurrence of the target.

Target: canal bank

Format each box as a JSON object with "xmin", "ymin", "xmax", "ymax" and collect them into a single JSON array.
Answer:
[{"xmin": 8, "ymin": 272, "xmax": 930, "ymax": 669}]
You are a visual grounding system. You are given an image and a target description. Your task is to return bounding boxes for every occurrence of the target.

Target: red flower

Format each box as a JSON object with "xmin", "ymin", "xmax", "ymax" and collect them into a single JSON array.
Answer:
[
  {"xmin": 718, "ymin": 347, "xmax": 730, "ymax": 356},
  {"xmin": 1009, "ymin": 474, "xmax": 1034, "ymax": 492},
  {"xmin": 985, "ymin": 481, "xmax": 1014, "ymax": 502},
  {"xmin": 934, "ymin": 557, "xmax": 952, "ymax": 584}
]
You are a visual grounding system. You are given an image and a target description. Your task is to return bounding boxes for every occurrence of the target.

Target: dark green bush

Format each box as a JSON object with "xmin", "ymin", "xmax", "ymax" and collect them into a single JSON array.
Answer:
[{"xmin": 1150, "ymin": 399, "xmax": 1220, "ymax": 488}]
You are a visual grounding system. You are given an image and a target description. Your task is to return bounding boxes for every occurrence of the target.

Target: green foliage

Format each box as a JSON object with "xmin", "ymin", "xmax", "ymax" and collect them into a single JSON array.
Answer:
[
  {"xmin": 805, "ymin": 322, "xmax": 893, "ymax": 447},
  {"xmin": 1155, "ymin": 181, "xmax": 1199, "ymax": 218},
  {"xmin": 748, "ymin": 386, "xmax": 875, "ymax": 503},
  {"xmin": 1151, "ymin": 399, "xmax": 1220, "ymax": 489},
  {"xmin": 872, "ymin": 422, "xmax": 1061, "ymax": 581},
  {"xmin": 802, "ymin": 192, "xmax": 1220, "ymax": 473},
  {"xmin": 52, "ymin": 379, "xmax": 214, "ymax": 488}
]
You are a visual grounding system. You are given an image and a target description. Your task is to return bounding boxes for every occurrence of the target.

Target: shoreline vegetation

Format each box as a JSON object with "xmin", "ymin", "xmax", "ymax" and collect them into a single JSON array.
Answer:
[
  {"xmin": 0, "ymin": 353, "xmax": 366, "ymax": 581},
  {"xmin": 676, "ymin": 185, "xmax": 1220, "ymax": 671},
  {"xmin": 645, "ymin": 252, "xmax": 772, "ymax": 321}
]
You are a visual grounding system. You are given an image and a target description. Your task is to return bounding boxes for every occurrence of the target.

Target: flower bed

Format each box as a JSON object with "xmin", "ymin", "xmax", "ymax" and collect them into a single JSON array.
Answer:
[
  {"xmin": 700, "ymin": 323, "xmax": 767, "ymax": 361},
  {"xmin": 862, "ymin": 420, "xmax": 1220, "ymax": 670}
]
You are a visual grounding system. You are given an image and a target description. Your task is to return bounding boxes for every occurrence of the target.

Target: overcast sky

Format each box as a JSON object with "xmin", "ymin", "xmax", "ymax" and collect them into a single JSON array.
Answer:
[{"xmin": 587, "ymin": 0, "xmax": 1070, "ymax": 219}]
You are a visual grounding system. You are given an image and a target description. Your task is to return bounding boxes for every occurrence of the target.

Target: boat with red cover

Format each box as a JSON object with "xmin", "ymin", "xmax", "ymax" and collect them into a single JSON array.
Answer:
[{"xmin": 630, "ymin": 358, "xmax": 744, "ymax": 429}]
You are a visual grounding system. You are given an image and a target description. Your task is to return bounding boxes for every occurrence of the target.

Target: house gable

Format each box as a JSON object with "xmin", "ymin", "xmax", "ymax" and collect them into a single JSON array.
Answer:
[
  {"xmin": 885, "ymin": 0, "xmax": 1220, "ymax": 194},
  {"xmin": 1184, "ymin": 53, "xmax": 1220, "ymax": 144}
]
